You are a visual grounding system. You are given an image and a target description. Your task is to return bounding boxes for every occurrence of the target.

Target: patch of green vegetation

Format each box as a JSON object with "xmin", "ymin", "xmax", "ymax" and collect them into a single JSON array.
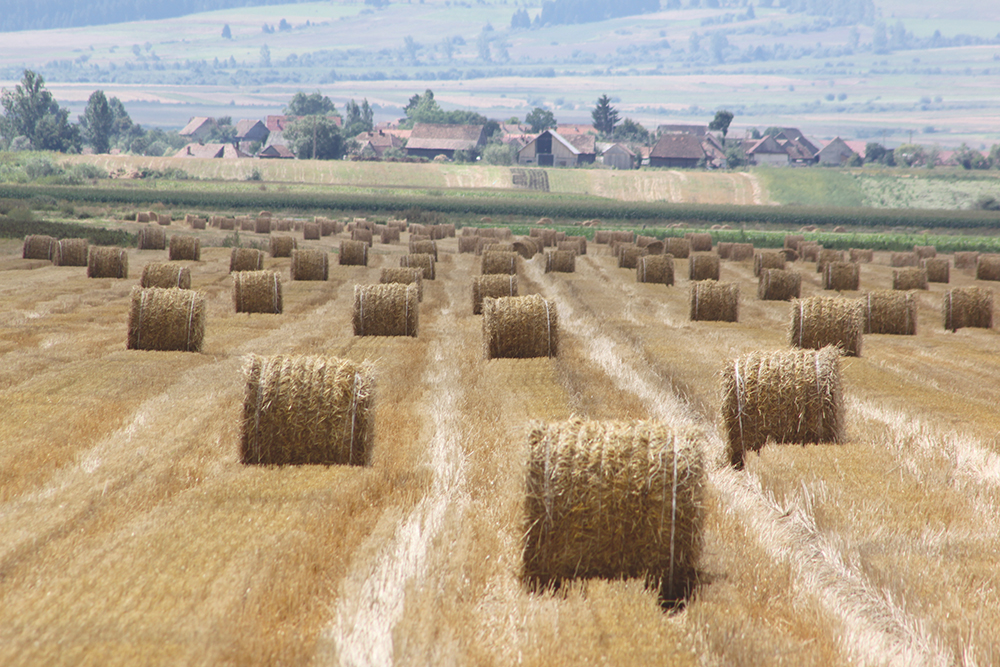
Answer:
[{"xmin": 753, "ymin": 167, "xmax": 866, "ymax": 207}]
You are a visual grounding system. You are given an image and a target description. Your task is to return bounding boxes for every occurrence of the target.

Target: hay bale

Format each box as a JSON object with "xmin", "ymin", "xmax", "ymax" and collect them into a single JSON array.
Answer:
[
  {"xmin": 290, "ymin": 249, "xmax": 329, "ymax": 281},
  {"xmin": 729, "ymin": 243, "xmax": 754, "ymax": 262},
  {"xmin": 230, "ymin": 248, "xmax": 264, "ymax": 273},
  {"xmin": 189, "ymin": 216, "xmax": 206, "ymax": 230},
  {"xmin": 558, "ymin": 239, "xmax": 586, "ymax": 256},
  {"xmin": 954, "ymin": 251, "xmax": 980, "ymax": 269},
  {"xmin": 636, "ymin": 234, "xmax": 658, "ymax": 249},
  {"xmin": 353, "ymin": 284, "xmax": 419, "ymax": 337},
  {"xmin": 274, "ymin": 219, "xmax": 292, "ymax": 232},
  {"xmin": 458, "ymin": 236, "xmax": 481, "ymax": 254},
  {"xmin": 823, "ymin": 261, "xmax": 860, "ymax": 291},
  {"xmin": 757, "ymin": 269, "xmax": 801, "ymax": 301},
  {"xmin": 790, "ymin": 296, "xmax": 863, "ymax": 356},
  {"xmin": 798, "ymin": 243, "xmax": 822, "ymax": 262},
  {"xmin": 269, "ymin": 235, "xmax": 297, "ymax": 258},
  {"xmin": 664, "ymin": 237, "xmax": 690, "ymax": 259},
  {"xmin": 753, "ymin": 251, "xmax": 785, "ymax": 277},
  {"xmin": 636, "ymin": 254, "xmax": 674, "ymax": 286},
  {"xmin": 689, "ymin": 252, "xmax": 721, "ymax": 281},
  {"xmin": 861, "ymin": 290, "xmax": 917, "ymax": 335},
  {"xmin": 482, "ymin": 250, "xmax": 519, "ymax": 275},
  {"xmin": 147, "ymin": 211, "xmax": 158, "ymax": 222},
  {"xmin": 240, "ymin": 218, "xmax": 255, "ymax": 231},
  {"xmin": 254, "ymin": 217, "xmax": 271, "ymax": 234},
  {"xmin": 685, "ymin": 233, "xmax": 713, "ymax": 252},
  {"xmin": 380, "ymin": 267, "xmax": 424, "ymax": 302},
  {"xmin": 218, "ymin": 217, "xmax": 236, "ymax": 231},
  {"xmin": 136, "ymin": 212, "xmax": 150, "ymax": 223},
  {"xmin": 890, "ymin": 251, "xmax": 920, "ymax": 267},
  {"xmin": 893, "ymin": 267, "xmax": 928, "ymax": 291},
  {"xmin": 943, "ymin": 286, "xmax": 994, "ymax": 332},
  {"xmin": 594, "ymin": 230, "xmax": 612, "ymax": 244},
  {"xmin": 258, "ymin": 211, "xmax": 272, "ymax": 219},
  {"xmin": 87, "ymin": 246, "xmax": 128, "ymax": 278},
  {"xmin": 141, "ymin": 262, "xmax": 191, "ymax": 290},
  {"xmin": 722, "ymin": 347, "xmax": 843, "ymax": 468},
  {"xmin": 482, "ymin": 295, "xmax": 558, "ymax": 359},
  {"xmin": 156, "ymin": 213, "xmax": 172, "ymax": 226},
  {"xmin": 240, "ymin": 354, "xmax": 374, "ymax": 466},
  {"xmin": 782, "ymin": 248, "xmax": 799, "ymax": 262},
  {"xmin": 54, "ymin": 238, "xmax": 89, "ymax": 266},
  {"xmin": 923, "ymin": 258, "xmax": 950, "ymax": 283},
  {"xmin": 127, "ymin": 286, "xmax": 205, "ymax": 352},
  {"xmin": 513, "ymin": 238, "xmax": 540, "ymax": 259},
  {"xmin": 611, "ymin": 230, "xmax": 634, "ymax": 245},
  {"xmin": 400, "ymin": 253, "xmax": 435, "ymax": 280},
  {"xmin": 482, "ymin": 242, "xmax": 515, "ymax": 256},
  {"xmin": 168, "ymin": 236, "xmax": 201, "ymax": 261},
  {"xmin": 303, "ymin": 222, "xmax": 321, "ymax": 240},
  {"xmin": 816, "ymin": 248, "xmax": 845, "ymax": 273},
  {"xmin": 975, "ymin": 254, "xmax": 1000, "ymax": 281},
  {"xmin": 380, "ymin": 226, "xmax": 401, "ymax": 244},
  {"xmin": 461, "ymin": 226, "xmax": 480, "ymax": 236},
  {"xmin": 409, "ymin": 239, "xmax": 438, "ymax": 260},
  {"xmin": 618, "ymin": 245, "xmax": 648, "ymax": 270},
  {"xmin": 716, "ymin": 242, "xmax": 733, "ymax": 259},
  {"xmin": 522, "ymin": 417, "xmax": 705, "ymax": 601},
  {"xmin": 689, "ymin": 280, "xmax": 739, "ymax": 322},
  {"xmin": 914, "ymin": 245, "xmax": 936, "ymax": 259},
  {"xmin": 544, "ymin": 250, "xmax": 576, "ymax": 273},
  {"xmin": 352, "ymin": 228, "xmax": 374, "ymax": 246},
  {"xmin": 137, "ymin": 226, "xmax": 167, "ymax": 250},
  {"xmin": 228, "ymin": 269, "xmax": 283, "ymax": 313},
  {"xmin": 645, "ymin": 241, "xmax": 665, "ymax": 255},
  {"xmin": 528, "ymin": 228, "xmax": 557, "ymax": 247},
  {"xmin": 849, "ymin": 248, "xmax": 873, "ymax": 263},
  {"xmin": 338, "ymin": 240, "xmax": 368, "ymax": 267},
  {"xmin": 784, "ymin": 234, "xmax": 804, "ymax": 250},
  {"xmin": 472, "ymin": 274, "xmax": 517, "ymax": 315}
]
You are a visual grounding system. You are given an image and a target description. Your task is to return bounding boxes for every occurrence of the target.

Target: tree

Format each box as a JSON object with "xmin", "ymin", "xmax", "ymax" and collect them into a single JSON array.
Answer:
[
  {"xmin": 80, "ymin": 90, "xmax": 113, "ymax": 154},
  {"xmin": 221, "ymin": 24, "xmax": 232, "ymax": 39},
  {"xmin": 894, "ymin": 143, "xmax": 926, "ymax": 167},
  {"xmin": 724, "ymin": 143, "xmax": 746, "ymax": 168},
  {"xmin": 709, "ymin": 110, "xmax": 734, "ymax": 145},
  {"xmin": 286, "ymin": 91, "xmax": 337, "ymax": 116},
  {"xmin": 284, "ymin": 116, "xmax": 344, "ymax": 160},
  {"xmin": 344, "ymin": 98, "xmax": 374, "ymax": 135},
  {"xmin": 612, "ymin": 118, "xmax": 649, "ymax": 144},
  {"xmin": 1, "ymin": 69, "xmax": 80, "ymax": 152},
  {"xmin": 525, "ymin": 107, "xmax": 556, "ymax": 133},
  {"xmin": 259, "ymin": 44, "xmax": 271, "ymax": 68},
  {"xmin": 591, "ymin": 95, "xmax": 619, "ymax": 136},
  {"xmin": 955, "ymin": 143, "xmax": 988, "ymax": 170},
  {"xmin": 864, "ymin": 142, "xmax": 886, "ymax": 164},
  {"xmin": 481, "ymin": 141, "xmax": 517, "ymax": 165}
]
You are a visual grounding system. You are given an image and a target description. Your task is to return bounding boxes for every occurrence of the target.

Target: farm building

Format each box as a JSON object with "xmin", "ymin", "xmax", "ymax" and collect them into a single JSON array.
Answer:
[
  {"xmin": 599, "ymin": 142, "xmax": 636, "ymax": 169},
  {"xmin": 235, "ymin": 120, "xmax": 269, "ymax": 153},
  {"xmin": 179, "ymin": 117, "xmax": 216, "ymax": 142},
  {"xmin": 517, "ymin": 130, "xmax": 584, "ymax": 167},
  {"xmin": 257, "ymin": 144, "xmax": 295, "ymax": 159},
  {"xmin": 405, "ymin": 123, "xmax": 487, "ymax": 160},
  {"xmin": 648, "ymin": 133, "xmax": 706, "ymax": 168},
  {"xmin": 174, "ymin": 143, "xmax": 249, "ymax": 159},
  {"xmin": 817, "ymin": 137, "xmax": 861, "ymax": 165},
  {"xmin": 354, "ymin": 130, "xmax": 405, "ymax": 158},
  {"xmin": 745, "ymin": 135, "xmax": 791, "ymax": 166}
]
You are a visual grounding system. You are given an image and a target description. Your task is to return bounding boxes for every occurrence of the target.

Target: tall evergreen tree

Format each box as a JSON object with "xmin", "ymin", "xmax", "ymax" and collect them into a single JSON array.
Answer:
[
  {"xmin": 591, "ymin": 95, "xmax": 619, "ymax": 136},
  {"xmin": 81, "ymin": 90, "xmax": 114, "ymax": 153}
]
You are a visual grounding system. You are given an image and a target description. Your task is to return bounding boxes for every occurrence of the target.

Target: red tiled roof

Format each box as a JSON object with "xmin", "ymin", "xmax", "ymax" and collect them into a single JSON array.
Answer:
[{"xmin": 406, "ymin": 123, "xmax": 486, "ymax": 151}]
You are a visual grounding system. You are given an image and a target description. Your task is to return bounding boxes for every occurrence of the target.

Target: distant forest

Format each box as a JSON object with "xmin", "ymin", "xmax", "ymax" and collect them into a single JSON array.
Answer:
[
  {"xmin": 537, "ymin": 0, "xmax": 660, "ymax": 26},
  {"xmin": 0, "ymin": 0, "xmax": 306, "ymax": 32}
]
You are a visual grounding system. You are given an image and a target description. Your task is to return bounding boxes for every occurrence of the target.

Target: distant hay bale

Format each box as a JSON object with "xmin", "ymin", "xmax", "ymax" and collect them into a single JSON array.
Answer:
[
  {"xmin": 618, "ymin": 245, "xmax": 648, "ymax": 269},
  {"xmin": 352, "ymin": 228, "xmax": 374, "ymax": 246},
  {"xmin": 461, "ymin": 227, "xmax": 480, "ymax": 236},
  {"xmin": 230, "ymin": 247, "xmax": 264, "ymax": 273},
  {"xmin": 290, "ymin": 249, "xmax": 329, "ymax": 281},
  {"xmin": 353, "ymin": 284, "xmax": 419, "ymax": 337},
  {"xmin": 560, "ymin": 236, "xmax": 587, "ymax": 255},
  {"xmin": 168, "ymin": 235, "xmax": 201, "ymax": 261},
  {"xmin": 729, "ymin": 243, "xmax": 754, "ymax": 262},
  {"xmin": 253, "ymin": 217, "xmax": 271, "ymax": 234},
  {"xmin": 823, "ymin": 261, "xmax": 860, "ymax": 291},
  {"xmin": 303, "ymin": 222, "xmax": 321, "ymax": 240},
  {"xmin": 784, "ymin": 234, "xmax": 805, "ymax": 250},
  {"xmin": 137, "ymin": 226, "xmax": 167, "ymax": 250},
  {"xmin": 722, "ymin": 346, "xmax": 843, "ymax": 469},
  {"xmin": 790, "ymin": 296, "xmax": 863, "ymax": 356},
  {"xmin": 816, "ymin": 248, "xmax": 845, "ymax": 273},
  {"xmin": 554, "ymin": 231, "xmax": 566, "ymax": 243},
  {"xmin": 913, "ymin": 245, "xmax": 936, "ymax": 259},
  {"xmin": 612, "ymin": 230, "xmax": 635, "ymax": 245},
  {"xmin": 975, "ymin": 254, "xmax": 1000, "ymax": 281},
  {"xmin": 54, "ymin": 238, "xmax": 89, "ymax": 266},
  {"xmin": 861, "ymin": 290, "xmax": 917, "ymax": 335},
  {"xmin": 410, "ymin": 233, "xmax": 431, "ymax": 244},
  {"xmin": 269, "ymin": 235, "xmax": 297, "ymax": 258},
  {"xmin": 636, "ymin": 254, "xmax": 674, "ymax": 286},
  {"xmin": 218, "ymin": 217, "xmax": 235, "ymax": 230},
  {"xmin": 529, "ymin": 228, "xmax": 557, "ymax": 247},
  {"xmin": 757, "ymin": 269, "xmax": 801, "ymax": 301},
  {"xmin": 401, "ymin": 253, "xmax": 435, "ymax": 280},
  {"xmin": 233, "ymin": 270, "xmax": 283, "ymax": 314},
  {"xmin": 274, "ymin": 219, "xmax": 291, "ymax": 232},
  {"xmin": 190, "ymin": 216, "xmax": 206, "ymax": 230},
  {"xmin": 240, "ymin": 354, "xmax": 375, "ymax": 466},
  {"xmin": 258, "ymin": 211, "xmax": 272, "ymax": 219},
  {"xmin": 716, "ymin": 242, "xmax": 733, "ymax": 259},
  {"xmin": 238, "ymin": 216, "xmax": 254, "ymax": 231},
  {"xmin": 380, "ymin": 226, "xmax": 400, "ymax": 244},
  {"xmin": 782, "ymin": 248, "xmax": 799, "ymax": 262},
  {"xmin": 147, "ymin": 211, "xmax": 158, "ymax": 222},
  {"xmin": 87, "ymin": 246, "xmax": 128, "ymax": 278},
  {"xmin": 645, "ymin": 240, "xmax": 664, "ymax": 255},
  {"xmin": 685, "ymin": 233, "xmax": 713, "ymax": 252},
  {"xmin": 636, "ymin": 234, "xmax": 658, "ymax": 249},
  {"xmin": 798, "ymin": 243, "xmax": 822, "ymax": 262},
  {"xmin": 943, "ymin": 286, "xmax": 994, "ymax": 332},
  {"xmin": 339, "ymin": 240, "xmax": 368, "ymax": 266},
  {"xmin": 127, "ymin": 286, "xmax": 205, "ymax": 352},
  {"xmin": 22, "ymin": 235, "xmax": 57, "ymax": 261},
  {"xmin": 544, "ymin": 250, "xmax": 576, "ymax": 273},
  {"xmin": 472, "ymin": 274, "xmax": 517, "ymax": 314},
  {"xmin": 522, "ymin": 417, "xmax": 705, "ymax": 601},
  {"xmin": 513, "ymin": 238, "xmax": 539, "ymax": 259},
  {"xmin": 849, "ymin": 248, "xmax": 874, "ymax": 263},
  {"xmin": 689, "ymin": 252, "xmax": 721, "ymax": 281},
  {"xmin": 136, "ymin": 212, "xmax": 150, "ymax": 223},
  {"xmin": 380, "ymin": 267, "xmax": 424, "ymax": 302},
  {"xmin": 321, "ymin": 220, "xmax": 341, "ymax": 236},
  {"xmin": 156, "ymin": 213, "xmax": 172, "ymax": 226},
  {"xmin": 409, "ymin": 239, "xmax": 438, "ymax": 260},
  {"xmin": 954, "ymin": 251, "xmax": 979, "ymax": 269},
  {"xmin": 664, "ymin": 237, "xmax": 690, "ymax": 259},
  {"xmin": 458, "ymin": 236, "xmax": 481, "ymax": 254},
  {"xmin": 594, "ymin": 230, "xmax": 612, "ymax": 244},
  {"xmin": 922, "ymin": 258, "xmax": 950, "ymax": 283},
  {"xmin": 482, "ymin": 250, "xmax": 519, "ymax": 275},
  {"xmin": 536, "ymin": 217, "xmax": 553, "ymax": 226},
  {"xmin": 893, "ymin": 267, "xmax": 928, "ymax": 290},
  {"xmin": 753, "ymin": 250, "xmax": 785, "ymax": 277},
  {"xmin": 483, "ymin": 295, "xmax": 557, "ymax": 359},
  {"xmin": 890, "ymin": 251, "xmax": 920, "ymax": 267},
  {"xmin": 141, "ymin": 262, "xmax": 190, "ymax": 290},
  {"xmin": 832, "ymin": 225, "xmax": 847, "ymax": 233},
  {"xmin": 689, "ymin": 280, "xmax": 739, "ymax": 322}
]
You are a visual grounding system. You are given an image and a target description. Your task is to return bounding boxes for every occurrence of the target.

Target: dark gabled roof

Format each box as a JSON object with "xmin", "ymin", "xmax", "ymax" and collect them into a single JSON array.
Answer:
[
  {"xmin": 564, "ymin": 133, "xmax": 596, "ymax": 155},
  {"xmin": 650, "ymin": 133, "xmax": 706, "ymax": 160},
  {"xmin": 782, "ymin": 136, "xmax": 817, "ymax": 161},
  {"xmin": 406, "ymin": 123, "xmax": 486, "ymax": 151},
  {"xmin": 354, "ymin": 130, "xmax": 404, "ymax": 149},
  {"xmin": 774, "ymin": 127, "xmax": 819, "ymax": 156},
  {"xmin": 746, "ymin": 135, "xmax": 788, "ymax": 155},
  {"xmin": 258, "ymin": 144, "xmax": 295, "ymax": 159},
  {"xmin": 235, "ymin": 119, "xmax": 268, "ymax": 141},
  {"xmin": 179, "ymin": 117, "xmax": 215, "ymax": 137}
]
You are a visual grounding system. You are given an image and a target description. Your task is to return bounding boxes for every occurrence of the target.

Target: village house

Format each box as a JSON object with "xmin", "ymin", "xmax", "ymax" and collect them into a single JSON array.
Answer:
[
  {"xmin": 599, "ymin": 142, "xmax": 636, "ymax": 170},
  {"xmin": 234, "ymin": 120, "xmax": 269, "ymax": 154},
  {"xmin": 817, "ymin": 137, "xmax": 861, "ymax": 165},
  {"xmin": 648, "ymin": 133, "xmax": 706, "ymax": 168},
  {"xmin": 257, "ymin": 144, "xmax": 295, "ymax": 159},
  {"xmin": 517, "ymin": 129, "xmax": 583, "ymax": 167},
  {"xmin": 404, "ymin": 123, "xmax": 487, "ymax": 160},
  {"xmin": 744, "ymin": 135, "xmax": 791, "ymax": 166},
  {"xmin": 179, "ymin": 117, "xmax": 216, "ymax": 143},
  {"xmin": 354, "ymin": 129, "xmax": 405, "ymax": 158}
]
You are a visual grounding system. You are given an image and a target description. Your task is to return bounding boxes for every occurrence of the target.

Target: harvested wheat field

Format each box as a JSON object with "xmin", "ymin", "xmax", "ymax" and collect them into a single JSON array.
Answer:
[{"xmin": 1, "ymin": 224, "xmax": 1000, "ymax": 667}]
